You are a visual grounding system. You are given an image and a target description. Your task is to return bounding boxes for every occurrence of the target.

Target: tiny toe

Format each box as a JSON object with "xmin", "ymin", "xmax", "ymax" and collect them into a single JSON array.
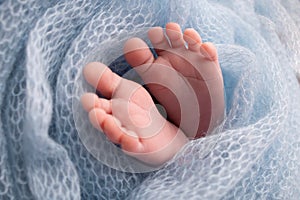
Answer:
[
  {"xmin": 200, "ymin": 42, "xmax": 218, "ymax": 61},
  {"xmin": 89, "ymin": 108, "xmax": 122, "ymax": 143},
  {"xmin": 165, "ymin": 22, "xmax": 185, "ymax": 48},
  {"xmin": 183, "ymin": 28, "xmax": 202, "ymax": 52},
  {"xmin": 81, "ymin": 93, "xmax": 98, "ymax": 112},
  {"xmin": 148, "ymin": 26, "xmax": 170, "ymax": 52},
  {"xmin": 89, "ymin": 108, "xmax": 105, "ymax": 132},
  {"xmin": 81, "ymin": 93, "xmax": 112, "ymax": 113},
  {"xmin": 83, "ymin": 62, "xmax": 121, "ymax": 98},
  {"xmin": 83, "ymin": 62, "xmax": 106, "ymax": 89},
  {"xmin": 124, "ymin": 37, "xmax": 154, "ymax": 67},
  {"xmin": 97, "ymin": 98, "xmax": 112, "ymax": 114},
  {"xmin": 89, "ymin": 108, "xmax": 143, "ymax": 151}
]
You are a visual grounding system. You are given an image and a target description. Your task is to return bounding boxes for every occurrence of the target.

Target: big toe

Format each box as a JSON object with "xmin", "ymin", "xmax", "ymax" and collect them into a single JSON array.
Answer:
[{"xmin": 123, "ymin": 38, "xmax": 154, "ymax": 67}]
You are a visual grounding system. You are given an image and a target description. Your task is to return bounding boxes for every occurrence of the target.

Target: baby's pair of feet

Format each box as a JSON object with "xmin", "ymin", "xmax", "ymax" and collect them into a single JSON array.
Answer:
[{"xmin": 81, "ymin": 23, "xmax": 224, "ymax": 166}]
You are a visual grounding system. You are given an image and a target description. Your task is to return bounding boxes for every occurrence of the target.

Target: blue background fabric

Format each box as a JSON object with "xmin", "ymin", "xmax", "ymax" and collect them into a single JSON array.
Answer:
[{"xmin": 0, "ymin": 0, "xmax": 300, "ymax": 199}]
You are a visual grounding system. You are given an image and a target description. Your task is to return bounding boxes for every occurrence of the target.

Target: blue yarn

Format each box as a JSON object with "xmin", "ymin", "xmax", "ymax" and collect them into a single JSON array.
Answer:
[{"xmin": 0, "ymin": 0, "xmax": 299, "ymax": 199}]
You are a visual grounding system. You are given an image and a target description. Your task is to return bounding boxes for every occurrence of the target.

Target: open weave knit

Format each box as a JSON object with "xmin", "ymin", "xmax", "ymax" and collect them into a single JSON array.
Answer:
[{"xmin": 0, "ymin": 0, "xmax": 299, "ymax": 199}]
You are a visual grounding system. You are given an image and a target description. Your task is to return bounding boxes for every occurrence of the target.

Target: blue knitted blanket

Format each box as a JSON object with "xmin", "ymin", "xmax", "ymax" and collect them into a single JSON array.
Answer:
[{"xmin": 0, "ymin": 0, "xmax": 299, "ymax": 199}]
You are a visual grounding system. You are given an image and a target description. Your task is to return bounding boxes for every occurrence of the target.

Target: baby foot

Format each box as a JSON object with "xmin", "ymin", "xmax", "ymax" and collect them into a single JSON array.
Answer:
[
  {"xmin": 81, "ymin": 62, "xmax": 188, "ymax": 166},
  {"xmin": 124, "ymin": 22, "xmax": 225, "ymax": 138}
]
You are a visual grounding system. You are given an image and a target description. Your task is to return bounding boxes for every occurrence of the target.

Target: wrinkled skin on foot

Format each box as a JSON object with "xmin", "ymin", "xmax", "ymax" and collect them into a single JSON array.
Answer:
[
  {"xmin": 124, "ymin": 22, "xmax": 224, "ymax": 138},
  {"xmin": 81, "ymin": 62, "xmax": 188, "ymax": 166},
  {"xmin": 81, "ymin": 22, "xmax": 225, "ymax": 166}
]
